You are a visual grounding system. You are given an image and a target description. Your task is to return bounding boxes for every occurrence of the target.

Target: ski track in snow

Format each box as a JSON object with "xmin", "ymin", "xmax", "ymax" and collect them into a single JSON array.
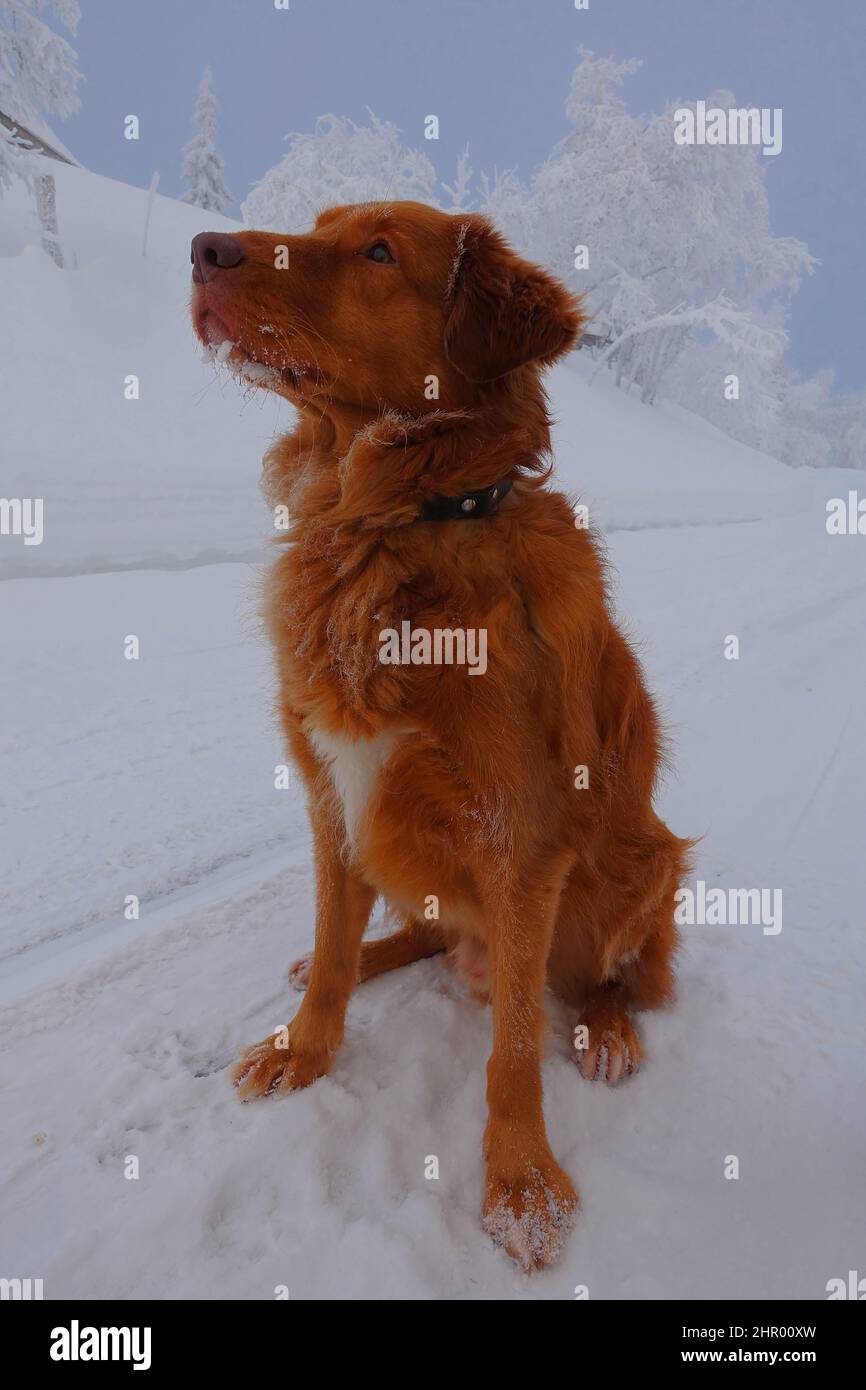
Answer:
[{"xmin": 1, "ymin": 161, "xmax": 864, "ymax": 1300}]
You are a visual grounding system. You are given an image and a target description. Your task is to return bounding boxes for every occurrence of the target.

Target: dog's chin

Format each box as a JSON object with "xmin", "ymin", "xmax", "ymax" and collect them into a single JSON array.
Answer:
[{"xmin": 195, "ymin": 308, "xmax": 322, "ymax": 402}]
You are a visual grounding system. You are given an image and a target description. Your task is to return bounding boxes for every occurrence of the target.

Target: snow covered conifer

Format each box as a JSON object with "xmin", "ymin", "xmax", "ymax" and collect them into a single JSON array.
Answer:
[
  {"xmin": 181, "ymin": 65, "xmax": 232, "ymax": 214},
  {"xmin": 443, "ymin": 144, "xmax": 473, "ymax": 211},
  {"xmin": 0, "ymin": 0, "xmax": 82, "ymax": 195},
  {"xmin": 243, "ymin": 113, "xmax": 438, "ymax": 231}
]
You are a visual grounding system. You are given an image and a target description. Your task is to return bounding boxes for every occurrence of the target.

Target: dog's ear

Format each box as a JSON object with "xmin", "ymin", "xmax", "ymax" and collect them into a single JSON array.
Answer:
[{"xmin": 443, "ymin": 216, "xmax": 584, "ymax": 383}]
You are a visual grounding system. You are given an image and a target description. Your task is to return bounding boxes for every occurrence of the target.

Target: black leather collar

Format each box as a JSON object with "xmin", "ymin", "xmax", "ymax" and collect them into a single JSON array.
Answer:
[{"xmin": 418, "ymin": 478, "xmax": 513, "ymax": 522}]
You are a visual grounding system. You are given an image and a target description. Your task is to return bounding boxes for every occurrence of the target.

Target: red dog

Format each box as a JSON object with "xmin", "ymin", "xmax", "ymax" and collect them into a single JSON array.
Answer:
[{"xmin": 190, "ymin": 203, "xmax": 691, "ymax": 1271}]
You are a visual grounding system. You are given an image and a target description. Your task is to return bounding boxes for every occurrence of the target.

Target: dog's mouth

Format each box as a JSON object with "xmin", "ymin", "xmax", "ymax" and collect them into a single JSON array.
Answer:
[{"xmin": 194, "ymin": 303, "xmax": 323, "ymax": 396}]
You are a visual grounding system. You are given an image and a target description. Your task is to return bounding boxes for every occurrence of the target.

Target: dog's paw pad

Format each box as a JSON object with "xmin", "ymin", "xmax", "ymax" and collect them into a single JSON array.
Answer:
[{"xmin": 288, "ymin": 952, "xmax": 314, "ymax": 991}]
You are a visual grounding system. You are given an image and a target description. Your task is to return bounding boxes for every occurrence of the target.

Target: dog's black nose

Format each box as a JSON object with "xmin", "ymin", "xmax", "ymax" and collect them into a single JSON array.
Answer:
[{"xmin": 191, "ymin": 232, "xmax": 245, "ymax": 284}]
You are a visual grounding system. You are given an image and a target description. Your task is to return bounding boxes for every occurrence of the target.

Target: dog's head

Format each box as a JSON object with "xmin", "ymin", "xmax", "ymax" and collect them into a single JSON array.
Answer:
[{"xmin": 190, "ymin": 202, "xmax": 582, "ymax": 415}]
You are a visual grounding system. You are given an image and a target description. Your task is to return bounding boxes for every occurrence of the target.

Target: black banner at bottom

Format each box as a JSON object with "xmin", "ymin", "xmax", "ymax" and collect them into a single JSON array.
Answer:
[{"xmin": 4, "ymin": 1298, "xmax": 861, "ymax": 1372}]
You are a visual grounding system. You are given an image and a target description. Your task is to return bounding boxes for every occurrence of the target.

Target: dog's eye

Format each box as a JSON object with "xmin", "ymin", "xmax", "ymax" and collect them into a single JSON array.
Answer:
[{"xmin": 364, "ymin": 241, "xmax": 395, "ymax": 264}]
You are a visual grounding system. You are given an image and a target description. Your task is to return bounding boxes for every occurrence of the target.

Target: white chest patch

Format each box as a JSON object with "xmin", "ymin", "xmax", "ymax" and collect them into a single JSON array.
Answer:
[{"xmin": 306, "ymin": 723, "xmax": 402, "ymax": 848}]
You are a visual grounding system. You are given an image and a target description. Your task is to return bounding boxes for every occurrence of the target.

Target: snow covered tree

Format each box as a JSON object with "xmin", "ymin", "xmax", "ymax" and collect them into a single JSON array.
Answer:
[
  {"xmin": 829, "ymin": 389, "xmax": 866, "ymax": 471},
  {"xmin": 641, "ymin": 90, "xmax": 814, "ymax": 432},
  {"xmin": 0, "ymin": 0, "xmax": 81, "ymax": 196},
  {"xmin": 479, "ymin": 164, "xmax": 538, "ymax": 268},
  {"xmin": 664, "ymin": 317, "xmax": 789, "ymax": 456},
  {"xmin": 483, "ymin": 51, "xmax": 815, "ymax": 431},
  {"xmin": 243, "ymin": 113, "xmax": 438, "ymax": 231},
  {"xmin": 773, "ymin": 370, "xmax": 866, "ymax": 471},
  {"xmin": 181, "ymin": 65, "xmax": 232, "ymax": 214},
  {"xmin": 776, "ymin": 370, "xmax": 836, "ymax": 469},
  {"xmin": 442, "ymin": 144, "xmax": 473, "ymax": 211}
]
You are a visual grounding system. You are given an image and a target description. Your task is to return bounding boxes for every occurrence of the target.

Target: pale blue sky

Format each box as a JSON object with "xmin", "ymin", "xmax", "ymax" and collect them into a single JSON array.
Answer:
[{"xmin": 61, "ymin": 0, "xmax": 865, "ymax": 390}]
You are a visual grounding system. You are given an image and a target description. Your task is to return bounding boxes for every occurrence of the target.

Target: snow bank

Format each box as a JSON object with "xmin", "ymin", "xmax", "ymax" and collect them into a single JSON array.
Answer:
[{"xmin": 0, "ymin": 161, "xmax": 287, "ymax": 579}]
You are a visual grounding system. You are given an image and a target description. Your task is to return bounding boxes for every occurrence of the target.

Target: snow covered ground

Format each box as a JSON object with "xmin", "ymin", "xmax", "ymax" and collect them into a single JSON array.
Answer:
[{"xmin": 1, "ymin": 163, "xmax": 864, "ymax": 1300}]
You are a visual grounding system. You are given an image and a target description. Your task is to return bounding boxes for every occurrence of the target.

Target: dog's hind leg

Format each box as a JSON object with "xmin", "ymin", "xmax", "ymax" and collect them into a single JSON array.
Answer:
[
  {"xmin": 573, "ymin": 980, "xmax": 644, "ymax": 1084},
  {"xmin": 289, "ymin": 916, "xmax": 446, "ymax": 990},
  {"xmin": 552, "ymin": 824, "xmax": 688, "ymax": 1086},
  {"xmin": 571, "ymin": 882, "xmax": 683, "ymax": 1084}
]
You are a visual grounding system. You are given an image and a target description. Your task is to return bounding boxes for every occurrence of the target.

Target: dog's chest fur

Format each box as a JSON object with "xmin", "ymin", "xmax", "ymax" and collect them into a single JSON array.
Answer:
[{"xmin": 306, "ymin": 722, "xmax": 402, "ymax": 848}]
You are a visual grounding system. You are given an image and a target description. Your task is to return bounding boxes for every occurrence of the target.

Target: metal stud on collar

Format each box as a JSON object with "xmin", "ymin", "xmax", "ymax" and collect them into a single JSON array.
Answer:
[{"xmin": 418, "ymin": 477, "xmax": 512, "ymax": 522}]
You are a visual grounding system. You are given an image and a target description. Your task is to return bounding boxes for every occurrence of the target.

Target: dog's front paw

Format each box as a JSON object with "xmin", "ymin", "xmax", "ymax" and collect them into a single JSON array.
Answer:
[
  {"xmin": 230, "ymin": 1031, "xmax": 331, "ymax": 1100},
  {"xmin": 483, "ymin": 1159, "xmax": 577, "ymax": 1273}
]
